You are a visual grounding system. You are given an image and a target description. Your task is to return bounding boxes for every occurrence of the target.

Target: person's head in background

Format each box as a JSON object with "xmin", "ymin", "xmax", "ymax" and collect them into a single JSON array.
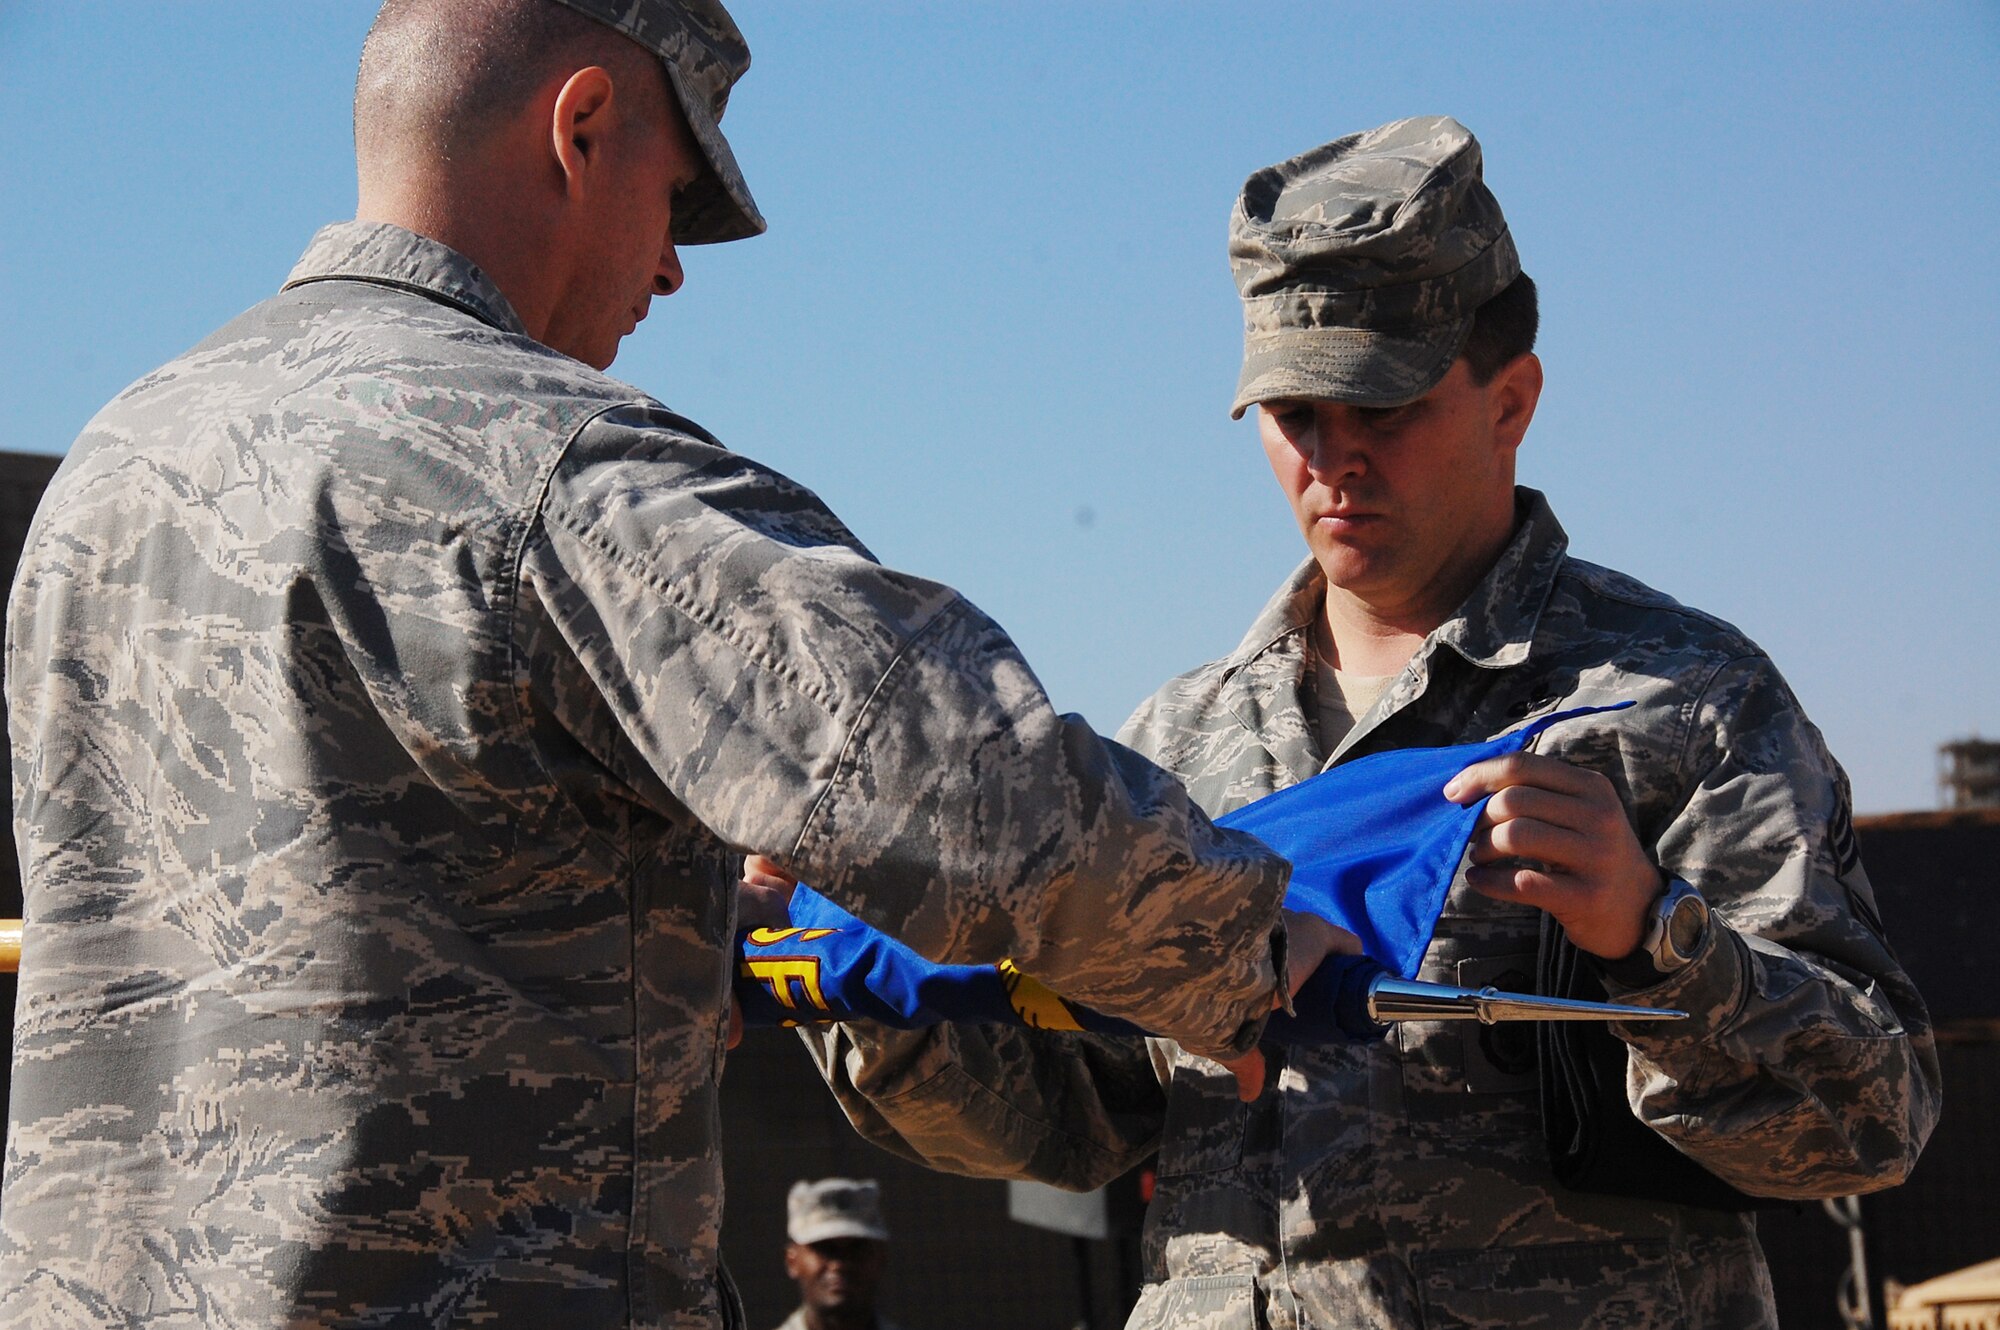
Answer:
[{"xmin": 781, "ymin": 1178, "xmax": 892, "ymax": 1330}]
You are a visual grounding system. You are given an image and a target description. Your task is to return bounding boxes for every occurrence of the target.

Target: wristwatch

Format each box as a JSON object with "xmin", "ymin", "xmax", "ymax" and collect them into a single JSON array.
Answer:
[{"xmin": 1602, "ymin": 879, "xmax": 1710, "ymax": 985}]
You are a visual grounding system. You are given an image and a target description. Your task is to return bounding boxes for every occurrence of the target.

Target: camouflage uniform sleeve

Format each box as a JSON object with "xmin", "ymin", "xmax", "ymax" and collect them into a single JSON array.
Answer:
[
  {"xmin": 790, "ymin": 697, "xmax": 1185, "ymax": 1187},
  {"xmin": 526, "ymin": 405, "xmax": 1287, "ymax": 1060},
  {"xmin": 797, "ymin": 1023, "xmax": 1167, "ymax": 1191},
  {"xmin": 1604, "ymin": 655, "xmax": 1942, "ymax": 1198}
]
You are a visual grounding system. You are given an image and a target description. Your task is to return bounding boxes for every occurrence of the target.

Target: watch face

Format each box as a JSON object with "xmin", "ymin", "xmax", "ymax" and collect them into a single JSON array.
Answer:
[{"xmin": 1665, "ymin": 894, "xmax": 1708, "ymax": 960}]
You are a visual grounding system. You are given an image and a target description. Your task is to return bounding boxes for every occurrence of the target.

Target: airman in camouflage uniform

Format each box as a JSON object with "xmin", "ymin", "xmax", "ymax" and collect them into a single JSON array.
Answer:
[
  {"xmin": 0, "ymin": 3, "xmax": 1310, "ymax": 1326},
  {"xmin": 809, "ymin": 118, "xmax": 1941, "ymax": 1328}
]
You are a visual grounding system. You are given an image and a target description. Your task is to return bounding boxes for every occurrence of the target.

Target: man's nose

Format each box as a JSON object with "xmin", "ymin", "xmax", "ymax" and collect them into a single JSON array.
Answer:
[
  {"xmin": 1306, "ymin": 409, "xmax": 1367, "ymax": 479},
  {"xmin": 654, "ymin": 239, "xmax": 684, "ymax": 297}
]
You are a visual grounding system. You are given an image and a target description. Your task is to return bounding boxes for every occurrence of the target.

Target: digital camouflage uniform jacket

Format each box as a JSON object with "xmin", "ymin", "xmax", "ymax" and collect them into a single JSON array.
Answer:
[
  {"xmin": 0, "ymin": 223, "xmax": 1290, "ymax": 1329},
  {"xmin": 812, "ymin": 491, "xmax": 1941, "ymax": 1330}
]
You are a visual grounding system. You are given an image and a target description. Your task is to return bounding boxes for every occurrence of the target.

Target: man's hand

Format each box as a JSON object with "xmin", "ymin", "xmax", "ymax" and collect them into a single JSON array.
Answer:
[
  {"xmin": 738, "ymin": 854, "xmax": 797, "ymax": 929},
  {"xmin": 1443, "ymin": 752, "xmax": 1663, "ymax": 960},
  {"xmin": 730, "ymin": 855, "xmax": 800, "ymax": 1049},
  {"xmin": 1221, "ymin": 909, "xmax": 1364, "ymax": 1103},
  {"xmin": 732, "ymin": 856, "xmax": 1362, "ymax": 1099}
]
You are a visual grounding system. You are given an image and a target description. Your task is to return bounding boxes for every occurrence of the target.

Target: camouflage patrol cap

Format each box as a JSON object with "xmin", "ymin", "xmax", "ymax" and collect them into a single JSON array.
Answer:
[
  {"xmin": 1228, "ymin": 115, "xmax": 1519, "ymax": 417},
  {"xmin": 786, "ymin": 1177, "xmax": 890, "ymax": 1246},
  {"xmin": 550, "ymin": 0, "xmax": 766, "ymax": 244}
]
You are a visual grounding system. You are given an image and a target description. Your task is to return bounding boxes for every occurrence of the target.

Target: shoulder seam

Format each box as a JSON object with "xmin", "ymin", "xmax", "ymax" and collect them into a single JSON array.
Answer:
[
  {"xmin": 1671, "ymin": 652, "xmax": 1774, "ymax": 804},
  {"xmin": 789, "ymin": 594, "xmax": 968, "ymax": 865},
  {"xmin": 536, "ymin": 497, "xmax": 849, "ymax": 721},
  {"xmin": 1557, "ymin": 559, "xmax": 1751, "ymax": 644}
]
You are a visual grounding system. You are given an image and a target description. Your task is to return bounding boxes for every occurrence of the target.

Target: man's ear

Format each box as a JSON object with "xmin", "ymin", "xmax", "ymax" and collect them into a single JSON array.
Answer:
[
  {"xmin": 1491, "ymin": 351, "xmax": 1543, "ymax": 453},
  {"xmin": 550, "ymin": 65, "xmax": 617, "ymax": 200}
]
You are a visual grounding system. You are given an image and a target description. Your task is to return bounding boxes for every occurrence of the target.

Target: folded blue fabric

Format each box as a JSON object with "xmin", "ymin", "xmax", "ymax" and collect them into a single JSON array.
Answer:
[{"xmin": 737, "ymin": 703, "xmax": 1629, "ymax": 1043}]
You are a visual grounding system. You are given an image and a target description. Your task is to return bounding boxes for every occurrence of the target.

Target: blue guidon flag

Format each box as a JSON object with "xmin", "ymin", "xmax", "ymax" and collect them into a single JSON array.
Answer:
[{"xmin": 737, "ymin": 704, "xmax": 1631, "ymax": 1044}]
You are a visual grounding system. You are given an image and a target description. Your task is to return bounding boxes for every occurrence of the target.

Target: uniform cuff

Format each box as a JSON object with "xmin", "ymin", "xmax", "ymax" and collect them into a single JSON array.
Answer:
[{"xmin": 1598, "ymin": 919, "xmax": 1751, "ymax": 1045}]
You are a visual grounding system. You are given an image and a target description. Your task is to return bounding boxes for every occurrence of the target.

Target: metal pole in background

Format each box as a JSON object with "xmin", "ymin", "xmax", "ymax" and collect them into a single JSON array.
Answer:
[
  {"xmin": 1823, "ymin": 1195, "xmax": 1874, "ymax": 1330},
  {"xmin": 1071, "ymin": 1235, "xmax": 1097, "ymax": 1330}
]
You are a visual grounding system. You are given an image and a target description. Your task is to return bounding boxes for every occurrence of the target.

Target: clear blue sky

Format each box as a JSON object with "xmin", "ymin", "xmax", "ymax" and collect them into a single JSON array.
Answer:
[{"xmin": 2, "ymin": 3, "xmax": 1995, "ymax": 812}]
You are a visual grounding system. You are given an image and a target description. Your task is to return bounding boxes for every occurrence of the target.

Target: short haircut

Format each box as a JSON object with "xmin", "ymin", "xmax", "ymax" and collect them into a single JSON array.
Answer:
[
  {"xmin": 354, "ymin": 0, "xmax": 642, "ymax": 165},
  {"xmin": 1461, "ymin": 273, "xmax": 1539, "ymax": 385}
]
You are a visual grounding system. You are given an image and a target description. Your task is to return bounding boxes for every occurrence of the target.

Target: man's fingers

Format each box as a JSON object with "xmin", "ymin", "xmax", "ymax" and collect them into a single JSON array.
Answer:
[
  {"xmin": 736, "ymin": 879, "xmax": 796, "ymax": 931},
  {"xmin": 737, "ymin": 855, "xmax": 798, "ymax": 930},
  {"xmin": 732, "ymin": 858, "xmax": 795, "ymax": 1047},
  {"xmin": 1480, "ymin": 783, "xmax": 1586, "ymax": 833},
  {"xmin": 1465, "ymin": 861, "xmax": 1576, "ymax": 910},
  {"xmin": 1443, "ymin": 753, "xmax": 1535, "ymax": 802},
  {"xmin": 1279, "ymin": 910, "xmax": 1364, "ymax": 996},
  {"xmin": 1220, "ymin": 1047, "xmax": 1266, "ymax": 1103},
  {"xmin": 742, "ymin": 854, "xmax": 796, "ymax": 891},
  {"xmin": 1453, "ymin": 757, "xmax": 1662, "ymax": 960},
  {"xmin": 1444, "ymin": 751, "xmax": 1603, "ymax": 804},
  {"xmin": 1468, "ymin": 815, "xmax": 1595, "ymax": 871},
  {"xmin": 1325, "ymin": 925, "xmax": 1365, "ymax": 958}
]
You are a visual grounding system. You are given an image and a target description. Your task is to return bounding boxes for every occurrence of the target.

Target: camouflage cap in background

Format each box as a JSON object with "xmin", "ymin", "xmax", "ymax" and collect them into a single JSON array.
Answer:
[
  {"xmin": 1228, "ymin": 115, "xmax": 1520, "ymax": 417},
  {"xmin": 551, "ymin": 0, "xmax": 766, "ymax": 243},
  {"xmin": 786, "ymin": 1178, "xmax": 891, "ymax": 1246}
]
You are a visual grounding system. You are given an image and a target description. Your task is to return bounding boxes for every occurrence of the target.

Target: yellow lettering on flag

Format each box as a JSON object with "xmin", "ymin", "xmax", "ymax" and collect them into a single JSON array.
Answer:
[
  {"xmin": 997, "ymin": 959, "xmax": 1084, "ymax": 1032},
  {"xmin": 747, "ymin": 927, "xmax": 837, "ymax": 945},
  {"xmin": 741, "ymin": 957, "xmax": 830, "ymax": 1013}
]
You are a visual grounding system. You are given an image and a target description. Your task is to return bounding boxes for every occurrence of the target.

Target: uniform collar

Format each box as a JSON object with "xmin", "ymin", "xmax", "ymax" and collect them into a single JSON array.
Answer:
[
  {"xmin": 1213, "ymin": 487, "xmax": 1570, "ymax": 780},
  {"xmin": 1431, "ymin": 487, "xmax": 1568, "ymax": 671},
  {"xmin": 1215, "ymin": 559, "xmax": 1324, "ymax": 785},
  {"xmin": 282, "ymin": 221, "xmax": 530, "ymax": 338}
]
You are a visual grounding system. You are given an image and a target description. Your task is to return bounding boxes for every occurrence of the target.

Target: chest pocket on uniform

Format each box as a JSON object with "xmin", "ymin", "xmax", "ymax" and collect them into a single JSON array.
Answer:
[
  {"xmin": 1455, "ymin": 952, "xmax": 1540, "ymax": 1094},
  {"xmin": 1400, "ymin": 941, "xmax": 1542, "ymax": 1098},
  {"xmin": 1154, "ymin": 1053, "xmax": 1250, "ymax": 1177}
]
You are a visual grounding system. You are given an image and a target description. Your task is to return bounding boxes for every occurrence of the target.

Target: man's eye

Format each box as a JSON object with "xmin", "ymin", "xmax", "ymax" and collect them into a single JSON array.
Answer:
[
  {"xmin": 1358, "ymin": 405, "xmax": 1412, "ymax": 431},
  {"xmin": 1269, "ymin": 405, "xmax": 1315, "ymax": 433}
]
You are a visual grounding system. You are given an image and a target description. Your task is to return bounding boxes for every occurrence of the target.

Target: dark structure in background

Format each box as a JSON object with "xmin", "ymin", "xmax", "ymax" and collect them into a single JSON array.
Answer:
[
  {"xmin": 0, "ymin": 449, "xmax": 1990, "ymax": 1328},
  {"xmin": 1754, "ymin": 807, "xmax": 2000, "ymax": 1330},
  {"xmin": 1940, "ymin": 739, "xmax": 2000, "ymax": 809}
]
